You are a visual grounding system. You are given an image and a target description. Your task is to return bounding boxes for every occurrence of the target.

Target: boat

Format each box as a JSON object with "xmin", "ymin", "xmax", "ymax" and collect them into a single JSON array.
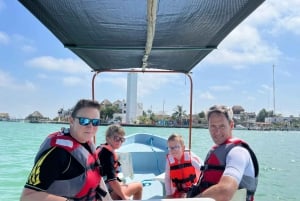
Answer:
[
  {"xmin": 18, "ymin": 0, "xmax": 265, "ymax": 200},
  {"xmin": 117, "ymin": 133, "xmax": 168, "ymax": 200},
  {"xmin": 235, "ymin": 124, "xmax": 248, "ymax": 130}
]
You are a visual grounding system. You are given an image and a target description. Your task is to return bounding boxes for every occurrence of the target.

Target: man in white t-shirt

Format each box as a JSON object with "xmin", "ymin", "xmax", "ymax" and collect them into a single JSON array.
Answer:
[{"xmin": 191, "ymin": 105, "xmax": 259, "ymax": 201}]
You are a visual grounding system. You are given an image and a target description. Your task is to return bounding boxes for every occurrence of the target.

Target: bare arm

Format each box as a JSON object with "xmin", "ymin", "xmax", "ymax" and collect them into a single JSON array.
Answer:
[
  {"xmin": 197, "ymin": 175, "xmax": 238, "ymax": 201},
  {"xmin": 108, "ymin": 180, "xmax": 129, "ymax": 200},
  {"xmin": 164, "ymin": 160, "xmax": 173, "ymax": 197},
  {"xmin": 20, "ymin": 188, "xmax": 67, "ymax": 201}
]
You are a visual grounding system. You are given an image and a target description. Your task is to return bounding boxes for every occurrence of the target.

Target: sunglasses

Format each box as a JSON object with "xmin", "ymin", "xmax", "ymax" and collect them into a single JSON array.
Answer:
[
  {"xmin": 113, "ymin": 135, "xmax": 126, "ymax": 143},
  {"xmin": 75, "ymin": 117, "xmax": 100, "ymax": 126},
  {"xmin": 207, "ymin": 105, "xmax": 232, "ymax": 120},
  {"xmin": 168, "ymin": 144, "xmax": 181, "ymax": 151},
  {"xmin": 208, "ymin": 105, "xmax": 230, "ymax": 113}
]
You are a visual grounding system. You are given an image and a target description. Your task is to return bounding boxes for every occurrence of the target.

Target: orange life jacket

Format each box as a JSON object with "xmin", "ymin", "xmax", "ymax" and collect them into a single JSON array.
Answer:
[
  {"xmin": 98, "ymin": 144, "xmax": 120, "ymax": 177},
  {"xmin": 167, "ymin": 150, "xmax": 198, "ymax": 194}
]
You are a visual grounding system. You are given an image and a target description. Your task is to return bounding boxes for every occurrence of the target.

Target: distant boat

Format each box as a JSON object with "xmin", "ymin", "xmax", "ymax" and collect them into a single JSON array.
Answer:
[{"xmin": 235, "ymin": 124, "xmax": 248, "ymax": 130}]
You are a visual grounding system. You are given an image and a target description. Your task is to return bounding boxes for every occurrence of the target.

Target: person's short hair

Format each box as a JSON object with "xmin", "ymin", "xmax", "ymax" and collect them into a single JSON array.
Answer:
[
  {"xmin": 105, "ymin": 124, "xmax": 125, "ymax": 139},
  {"xmin": 167, "ymin": 133, "xmax": 184, "ymax": 147},
  {"xmin": 206, "ymin": 105, "xmax": 233, "ymax": 122},
  {"xmin": 71, "ymin": 99, "xmax": 101, "ymax": 118}
]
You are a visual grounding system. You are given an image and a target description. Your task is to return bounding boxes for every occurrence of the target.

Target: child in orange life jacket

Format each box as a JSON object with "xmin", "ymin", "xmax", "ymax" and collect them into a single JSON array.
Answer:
[{"xmin": 164, "ymin": 133, "xmax": 202, "ymax": 198}]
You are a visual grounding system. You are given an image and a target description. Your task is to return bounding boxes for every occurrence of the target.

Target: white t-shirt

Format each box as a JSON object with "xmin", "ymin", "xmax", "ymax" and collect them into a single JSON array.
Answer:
[{"xmin": 223, "ymin": 146, "xmax": 255, "ymax": 184}]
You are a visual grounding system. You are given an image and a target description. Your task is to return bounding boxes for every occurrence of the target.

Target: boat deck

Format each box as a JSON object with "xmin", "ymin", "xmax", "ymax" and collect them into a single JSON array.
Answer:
[
  {"xmin": 118, "ymin": 133, "xmax": 168, "ymax": 175},
  {"xmin": 124, "ymin": 172, "xmax": 164, "ymax": 200},
  {"xmin": 116, "ymin": 133, "xmax": 168, "ymax": 199}
]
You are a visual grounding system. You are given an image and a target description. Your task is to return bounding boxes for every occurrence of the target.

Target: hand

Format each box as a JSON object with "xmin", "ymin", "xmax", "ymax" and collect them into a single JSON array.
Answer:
[{"xmin": 180, "ymin": 193, "xmax": 187, "ymax": 198}]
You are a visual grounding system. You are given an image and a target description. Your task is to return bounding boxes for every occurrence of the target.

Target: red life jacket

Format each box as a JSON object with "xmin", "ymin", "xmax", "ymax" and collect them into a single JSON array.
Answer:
[
  {"xmin": 200, "ymin": 138, "xmax": 259, "ymax": 201},
  {"xmin": 167, "ymin": 150, "xmax": 198, "ymax": 195},
  {"xmin": 35, "ymin": 131, "xmax": 102, "ymax": 201}
]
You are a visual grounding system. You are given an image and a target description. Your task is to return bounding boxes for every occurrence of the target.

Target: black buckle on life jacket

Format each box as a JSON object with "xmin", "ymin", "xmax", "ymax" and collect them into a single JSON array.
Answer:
[
  {"xmin": 200, "ymin": 164, "xmax": 225, "ymax": 171},
  {"xmin": 172, "ymin": 174, "xmax": 196, "ymax": 192}
]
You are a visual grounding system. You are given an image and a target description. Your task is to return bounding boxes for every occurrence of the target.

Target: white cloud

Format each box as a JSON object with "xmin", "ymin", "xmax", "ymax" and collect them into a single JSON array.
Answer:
[
  {"xmin": 11, "ymin": 34, "xmax": 36, "ymax": 52},
  {"xmin": 210, "ymin": 85, "xmax": 232, "ymax": 91},
  {"xmin": 37, "ymin": 73, "xmax": 48, "ymax": 79},
  {"xmin": 26, "ymin": 56, "xmax": 91, "ymax": 74},
  {"xmin": 0, "ymin": 69, "xmax": 36, "ymax": 91},
  {"xmin": 281, "ymin": 16, "xmax": 300, "ymax": 35},
  {"xmin": 258, "ymin": 84, "xmax": 272, "ymax": 95},
  {"xmin": 0, "ymin": 31, "xmax": 9, "ymax": 44},
  {"xmin": 63, "ymin": 76, "xmax": 84, "ymax": 86},
  {"xmin": 257, "ymin": 89, "xmax": 265, "ymax": 94},
  {"xmin": 279, "ymin": 69, "xmax": 292, "ymax": 77},
  {"xmin": 261, "ymin": 84, "xmax": 272, "ymax": 91},
  {"xmin": 205, "ymin": 25, "xmax": 281, "ymax": 67},
  {"xmin": 200, "ymin": 0, "xmax": 300, "ymax": 69},
  {"xmin": 0, "ymin": 32, "xmax": 37, "ymax": 53},
  {"xmin": 261, "ymin": 0, "xmax": 300, "ymax": 36},
  {"xmin": 247, "ymin": 96, "xmax": 256, "ymax": 101},
  {"xmin": 0, "ymin": 0, "xmax": 5, "ymax": 11},
  {"xmin": 21, "ymin": 44, "xmax": 36, "ymax": 53},
  {"xmin": 200, "ymin": 91, "xmax": 215, "ymax": 100},
  {"xmin": 138, "ymin": 74, "xmax": 177, "ymax": 97},
  {"xmin": 0, "ymin": 70, "xmax": 12, "ymax": 87},
  {"xmin": 23, "ymin": 80, "xmax": 36, "ymax": 90},
  {"xmin": 96, "ymin": 74, "xmax": 127, "ymax": 90}
]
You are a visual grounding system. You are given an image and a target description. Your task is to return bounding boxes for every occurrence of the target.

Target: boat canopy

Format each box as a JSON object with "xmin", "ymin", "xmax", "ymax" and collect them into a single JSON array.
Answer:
[{"xmin": 19, "ymin": 0, "xmax": 264, "ymax": 73}]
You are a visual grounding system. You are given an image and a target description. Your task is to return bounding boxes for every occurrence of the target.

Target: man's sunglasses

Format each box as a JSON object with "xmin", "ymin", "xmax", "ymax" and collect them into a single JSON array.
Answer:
[{"xmin": 75, "ymin": 117, "xmax": 100, "ymax": 126}]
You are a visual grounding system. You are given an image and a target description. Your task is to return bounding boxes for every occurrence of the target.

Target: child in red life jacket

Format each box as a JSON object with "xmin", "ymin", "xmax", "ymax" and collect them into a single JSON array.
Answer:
[{"xmin": 164, "ymin": 133, "xmax": 203, "ymax": 198}]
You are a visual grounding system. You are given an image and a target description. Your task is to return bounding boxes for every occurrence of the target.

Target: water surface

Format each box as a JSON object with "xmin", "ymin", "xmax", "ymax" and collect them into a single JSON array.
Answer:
[{"xmin": 0, "ymin": 122, "xmax": 298, "ymax": 201}]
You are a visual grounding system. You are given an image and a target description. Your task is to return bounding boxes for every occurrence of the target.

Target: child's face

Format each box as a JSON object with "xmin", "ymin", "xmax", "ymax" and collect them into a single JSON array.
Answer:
[{"xmin": 168, "ymin": 140, "xmax": 184, "ymax": 160}]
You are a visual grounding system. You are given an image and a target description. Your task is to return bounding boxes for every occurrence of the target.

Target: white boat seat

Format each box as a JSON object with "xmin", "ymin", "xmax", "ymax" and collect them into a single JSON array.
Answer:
[
  {"xmin": 118, "ymin": 152, "xmax": 134, "ymax": 180},
  {"xmin": 150, "ymin": 173, "xmax": 245, "ymax": 201},
  {"xmin": 152, "ymin": 172, "xmax": 165, "ymax": 183},
  {"xmin": 99, "ymin": 178, "xmax": 113, "ymax": 201}
]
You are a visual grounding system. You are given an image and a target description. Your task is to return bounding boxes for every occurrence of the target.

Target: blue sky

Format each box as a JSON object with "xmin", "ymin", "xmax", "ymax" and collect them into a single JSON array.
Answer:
[{"xmin": 0, "ymin": 0, "xmax": 299, "ymax": 119}]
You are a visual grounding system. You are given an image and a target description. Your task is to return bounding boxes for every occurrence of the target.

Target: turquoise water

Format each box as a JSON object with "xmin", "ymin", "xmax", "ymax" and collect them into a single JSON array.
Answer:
[{"xmin": 0, "ymin": 121, "xmax": 299, "ymax": 201}]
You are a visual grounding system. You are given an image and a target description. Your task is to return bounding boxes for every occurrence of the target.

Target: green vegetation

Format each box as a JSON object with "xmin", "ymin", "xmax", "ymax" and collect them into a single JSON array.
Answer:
[{"xmin": 100, "ymin": 105, "xmax": 119, "ymax": 120}]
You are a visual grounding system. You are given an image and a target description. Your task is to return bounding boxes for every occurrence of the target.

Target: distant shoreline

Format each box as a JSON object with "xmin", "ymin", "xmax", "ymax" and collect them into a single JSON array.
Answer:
[
  {"xmin": 1, "ymin": 120, "xmax": 299, "ymax": 131},
  {"xmin": 51, "ymin": 121, "xmax": 209, "ymax": 129}
]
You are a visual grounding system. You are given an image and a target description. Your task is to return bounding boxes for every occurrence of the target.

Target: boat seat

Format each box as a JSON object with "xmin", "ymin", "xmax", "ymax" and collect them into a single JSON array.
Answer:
[
  {"xmin": 149, "ymin": 173, "xmax": 245, "ymax": 201},
  {"xmin": 152, "ymin": 172, "xmax": 165, "ymax": 183},
  {"xmin": 99, "ymin": 178, "xmax": 113, "ymax": 201},
  {"xmin": 118, "ymin": 152, "xmax": 134, "ymax": 180}
]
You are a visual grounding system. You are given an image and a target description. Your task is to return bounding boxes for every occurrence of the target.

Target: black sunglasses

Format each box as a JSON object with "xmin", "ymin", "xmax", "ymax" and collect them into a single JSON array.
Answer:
[
  {"xmin": 75, "ymin": 117, "xmax": 100, "ymax": 126},
  {"xmin": 113, "ymin": 135, "xmax": 126, "ymax": 143}
]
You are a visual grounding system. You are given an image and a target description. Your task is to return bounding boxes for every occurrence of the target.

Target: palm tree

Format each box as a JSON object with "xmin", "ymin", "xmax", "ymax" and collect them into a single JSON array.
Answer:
[{"xmin": 172, "ymin": 105, "xmax": 187, "ymax": 126}]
